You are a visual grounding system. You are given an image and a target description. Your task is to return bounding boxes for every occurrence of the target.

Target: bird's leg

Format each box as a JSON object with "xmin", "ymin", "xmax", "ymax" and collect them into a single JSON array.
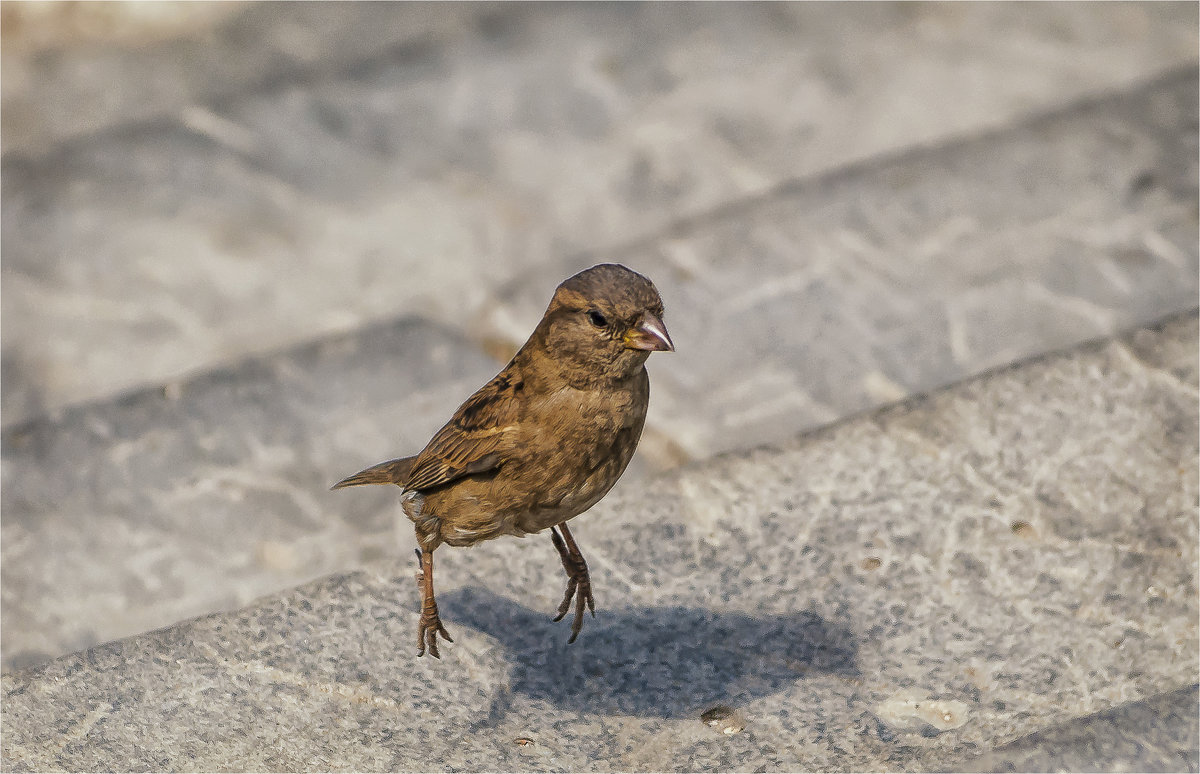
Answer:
[
  {"xmin": 550, "ymin": 523, "xmax": 595, "ymax": 643},
  {"xmin": 414, "ymin": 548, "xmax": 453, "ymax": 658}
]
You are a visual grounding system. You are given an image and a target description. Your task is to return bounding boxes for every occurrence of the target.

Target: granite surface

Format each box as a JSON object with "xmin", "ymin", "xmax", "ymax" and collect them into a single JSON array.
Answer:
[
  {"xmin": 3, "ymin": 312, "xmax": 1196, "ymax": 771},
  {"xmin": 4, "ymin": 3, "xmax": 1196, "ymax": 424},
  {"xmin": 2, "ymin": 5, "xmax": 1197, "ymax": 770},
  {"xmin": 1, "ymin": 317, "xmax": 497, "ymax": 671},
  {"xmin": 4, "ymin": 69, "xmax": 1196, "ymax": 673},
  {"xmin": 955, "ymin": 684, "xmax": 1199, "ymax": 773},
  {"xmin": 478, "ymin": 69, "xmax": 1200, "ymax": 465}
]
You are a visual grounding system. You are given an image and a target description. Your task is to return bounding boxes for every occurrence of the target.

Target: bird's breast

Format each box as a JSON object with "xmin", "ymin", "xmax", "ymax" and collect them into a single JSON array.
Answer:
[{"xmin": 501, "ymin": 376, "xmax": 647, "ymax": 531}]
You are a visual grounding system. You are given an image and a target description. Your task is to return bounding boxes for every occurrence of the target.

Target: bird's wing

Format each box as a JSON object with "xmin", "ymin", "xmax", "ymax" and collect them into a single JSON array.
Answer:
[{"xmin": 403, "ymin": 367, "xmax": 522, "ymax": 491}]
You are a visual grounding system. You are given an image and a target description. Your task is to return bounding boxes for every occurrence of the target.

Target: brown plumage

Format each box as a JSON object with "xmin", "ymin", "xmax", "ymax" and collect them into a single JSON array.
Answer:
[{"xmin": 332, "ymin": 263, "xmax": 673, "ymax": 657}]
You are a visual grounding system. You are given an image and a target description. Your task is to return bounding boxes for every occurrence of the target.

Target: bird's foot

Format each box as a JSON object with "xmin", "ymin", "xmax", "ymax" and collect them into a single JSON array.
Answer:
[
  {"xmin": 416, "ymin": 603, "xmax": 453, "ymax": 658},
  {"xmin": 550, "ymin": 527, "xmax": 595, "ymax": 644},
  {"xmin": 553, "ymin": 567, "xmax": 594, "ymax": 644},
  {"xmin": 414, "ymin": 547, "xmax": 453, "ymax": 658}
]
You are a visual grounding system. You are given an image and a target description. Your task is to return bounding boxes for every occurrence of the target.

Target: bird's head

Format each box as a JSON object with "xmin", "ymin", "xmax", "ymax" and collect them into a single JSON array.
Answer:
[{"xmin": 531, "ymin": 263, "xmax": 673, "ymax": 387}]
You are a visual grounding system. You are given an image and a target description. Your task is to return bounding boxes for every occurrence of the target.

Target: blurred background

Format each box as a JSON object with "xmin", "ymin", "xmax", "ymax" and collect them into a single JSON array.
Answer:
[{"xmin": 2, "ymin": 2, "xmax": 1197, "ymax": 671}]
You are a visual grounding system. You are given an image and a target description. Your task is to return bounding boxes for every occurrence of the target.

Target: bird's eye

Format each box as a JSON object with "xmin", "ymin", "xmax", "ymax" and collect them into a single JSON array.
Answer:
[{"xmin": 586, "ymin": 309, "xmax": 608, "ymax": 328}]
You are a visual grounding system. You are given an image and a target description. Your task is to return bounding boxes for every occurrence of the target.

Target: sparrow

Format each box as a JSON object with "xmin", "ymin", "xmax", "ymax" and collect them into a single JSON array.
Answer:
[{"xmin": 332, "ymin": 263, "xmax": 674, "ymax": 657}]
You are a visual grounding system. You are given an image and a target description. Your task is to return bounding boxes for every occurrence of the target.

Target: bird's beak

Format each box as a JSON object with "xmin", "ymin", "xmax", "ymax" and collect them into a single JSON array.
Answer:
[{"xmin": 623, "ymin": 312, "xmax": 674, "ymax": 352}]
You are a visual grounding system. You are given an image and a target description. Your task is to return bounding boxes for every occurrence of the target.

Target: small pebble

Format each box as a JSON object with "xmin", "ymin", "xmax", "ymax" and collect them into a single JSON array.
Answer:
[
  {"xmin": 701, "ymin": 705, "xmax": 745, "ymax": 734},
  {"xmin": 1010, "ymin": 520, "xmax": 1036, "ymax": 539}
]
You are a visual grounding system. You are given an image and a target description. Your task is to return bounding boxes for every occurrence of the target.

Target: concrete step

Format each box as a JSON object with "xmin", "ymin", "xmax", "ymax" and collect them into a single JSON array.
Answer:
[
  {"xmin": 954, "ymin": 684, "xmax": 1198, "ymax": 772},
  {"xmin": 2, "ymin": 316, "xmax": 499, "ymax": 671},
  {"xmin": 4, "ymin": 68, "xmax": 1196, "ymax": 673},
  {"xmin": 3, "ymin": 3, "xmax": 1196, "ymax": 424},
  {"xmin": 477, "ymin": 68, "xmax": 1199, "ymax": 466},
  {"xmin": 3, "ymin": 311, "xmax": 1195, "ymax": 772}
]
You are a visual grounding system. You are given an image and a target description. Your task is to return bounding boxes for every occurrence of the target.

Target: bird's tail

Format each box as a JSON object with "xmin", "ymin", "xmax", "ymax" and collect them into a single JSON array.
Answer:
[{"xmin": 330, "ymin": 456, "xmax": 416, "ymax": 490}]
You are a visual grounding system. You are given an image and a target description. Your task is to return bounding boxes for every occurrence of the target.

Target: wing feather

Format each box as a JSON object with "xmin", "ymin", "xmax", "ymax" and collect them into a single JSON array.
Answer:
[{"xmin": 403, "ymin": 367, "xmax": 522, "ymax": 491}]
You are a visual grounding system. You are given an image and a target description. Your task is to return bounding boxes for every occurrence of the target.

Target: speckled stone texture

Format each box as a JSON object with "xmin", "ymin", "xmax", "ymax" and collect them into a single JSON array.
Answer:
[
  {"xmin": 4, "ymin": 68, "xmax": 1197, "ymax": 674},
  {"xmin": 3, "ymin": 4, "xmax": 1197, "ymax": 770},
  {"xmin": 3, "ymin": 3, "xmax": 1197, "ymax": 424},
  {"xmin": 1, "ymin": 318, "xmax": 500, "ymax": 671},
  {"xmin": 954, "ymin": 685, "xmax": 1199, "ymax": 772},
  {"xmin": 479, "ymin": 68, "xmax": 1200, "ymax": 467},
  {"xmin": 3, "ymin": 312, "xmax": 1195, "ymax": 772}
]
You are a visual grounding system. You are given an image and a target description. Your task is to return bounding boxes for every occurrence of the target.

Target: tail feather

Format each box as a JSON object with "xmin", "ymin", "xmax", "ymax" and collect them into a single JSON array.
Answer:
[{"xmin": 330, "ymin": 456, "xmax": 416, "ymax": 490}]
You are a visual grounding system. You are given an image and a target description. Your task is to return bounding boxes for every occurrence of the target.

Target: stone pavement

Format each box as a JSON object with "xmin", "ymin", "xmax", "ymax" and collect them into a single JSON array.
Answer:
[
  {"xmin": 4, "ymin": 57, "xmax": 1197, "ymax": 676},
  {"xmin": 2, "ymin": 312, "xmax": 1196, "ymax": 772},
  {"xmin": 3, "ymin": 2, "xmax": 1197, "ymax": 424},
  {"xmin": 957, "ymin": 685, "xmax": 1199, "ymax": 773},
  {"xmin": 2, "ymin": 3, "xmax": 1198, "ymax": 771}
]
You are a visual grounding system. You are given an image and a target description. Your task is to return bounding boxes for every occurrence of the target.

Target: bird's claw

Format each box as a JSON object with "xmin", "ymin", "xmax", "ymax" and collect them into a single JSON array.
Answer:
[
  {"xmin": 551, "ymin": 536, "xmax": 595, "ymax": 644},
  {"xmin": 416, "ymin": 605, "xmax": 453, "ymax": 658},
  {"xmin": 414, "ymin": 547, "xmax": 452, "ymax": 658}
]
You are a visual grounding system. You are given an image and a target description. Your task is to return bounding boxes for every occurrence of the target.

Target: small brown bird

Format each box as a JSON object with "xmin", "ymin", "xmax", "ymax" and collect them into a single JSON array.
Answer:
[{"xmin": 333, "ymin": 264, "xmax": 673, "ymax": 657}]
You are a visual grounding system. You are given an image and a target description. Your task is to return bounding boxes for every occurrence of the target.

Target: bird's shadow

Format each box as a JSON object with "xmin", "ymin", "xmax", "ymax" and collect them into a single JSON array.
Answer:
[{"xmin": 440, "ymin": 586, "xmax": 859, "ymax": 723}]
